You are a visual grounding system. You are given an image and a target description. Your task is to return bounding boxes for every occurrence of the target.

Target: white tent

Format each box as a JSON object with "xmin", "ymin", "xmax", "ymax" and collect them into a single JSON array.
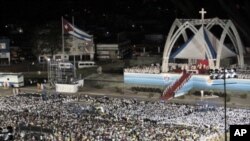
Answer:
[{"xmin": 171, "ymin": 27, "xmax": 236, "ymax": 59}]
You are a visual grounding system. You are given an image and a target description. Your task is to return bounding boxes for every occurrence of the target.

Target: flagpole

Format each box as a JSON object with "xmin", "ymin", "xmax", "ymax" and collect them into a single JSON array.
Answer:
[
  {"xmin": 61, "ymin": 16, "xmax": 65, "ymax": 62},
  {"xmin": 72, "ymin": 16, "xmax": 76, "ymax": 78}
]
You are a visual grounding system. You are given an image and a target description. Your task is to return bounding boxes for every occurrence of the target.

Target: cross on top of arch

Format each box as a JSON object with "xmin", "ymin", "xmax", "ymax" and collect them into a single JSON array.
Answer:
[{"xmin": 199, "ymin": 8, "xmax": 207, "ymax": 26}]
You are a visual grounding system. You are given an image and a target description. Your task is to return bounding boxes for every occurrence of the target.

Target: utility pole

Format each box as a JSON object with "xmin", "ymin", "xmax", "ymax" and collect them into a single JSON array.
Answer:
[
  {"xmin": 224, "ymin": 68, "xmax": 227, "ymax": 141},
  {"xmin": 72, "ymin": 16, "xmax": 76, "ymax": 79}
]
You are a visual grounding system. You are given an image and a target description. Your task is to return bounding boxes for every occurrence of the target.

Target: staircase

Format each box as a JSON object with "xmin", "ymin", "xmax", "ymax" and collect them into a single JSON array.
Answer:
[{"xmin": 161, "ymin": 72, "xmax": 192, "ymax": 100}]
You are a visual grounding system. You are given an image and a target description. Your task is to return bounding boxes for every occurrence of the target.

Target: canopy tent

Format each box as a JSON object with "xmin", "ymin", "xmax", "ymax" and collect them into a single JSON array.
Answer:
[{"xmin": 171, "ymin": 27, "xmax": 236, "ymax": 59}]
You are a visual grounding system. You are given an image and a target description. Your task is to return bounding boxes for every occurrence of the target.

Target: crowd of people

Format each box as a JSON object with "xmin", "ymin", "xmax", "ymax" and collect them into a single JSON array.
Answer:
[
  {"xmin": 124, "ymin": 64, "xmax": 161, "ymax": 74},
  {"xmin": 0, "ymin": 93, "xmax": 249, "ymax": 141},
  {"xmin": 123, "ymin": 62, "xmax": 250, "ymax": 79},
  {"xmin": 208, "ymin": 66, "xmax": 250, "ymax": 79},
  {"xmin": 124, "ymin": 63, "xmax": 210, "ymax": 74},
  {"xmin": 237, "ymin": 71, "xmax": 250, "ymax": 79},
  {"xmin": 235, "ymin": 66, "xmax": 250, "ymax": 79},
  {"xmin": 168, "ymin": 63, "xmax": 210, "ymax": 74}
]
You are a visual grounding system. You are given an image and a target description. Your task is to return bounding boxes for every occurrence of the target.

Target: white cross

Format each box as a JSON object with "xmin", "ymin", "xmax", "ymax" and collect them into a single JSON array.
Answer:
[{"xmin": 199, "ymin": 8, "xmax": 207, "ymax": 26}]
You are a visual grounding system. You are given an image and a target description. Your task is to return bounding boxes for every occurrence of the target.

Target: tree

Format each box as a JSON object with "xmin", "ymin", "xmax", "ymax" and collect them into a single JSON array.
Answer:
[{"xmin": 31, "ymin": 21, "xmax": 62, "ymax": 57}]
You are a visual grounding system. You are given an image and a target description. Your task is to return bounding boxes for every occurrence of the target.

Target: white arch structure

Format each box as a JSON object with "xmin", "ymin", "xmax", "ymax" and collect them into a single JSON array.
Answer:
[{"xmin": 162, "ymin": 18, "xmax": 245, "ymax": 72}]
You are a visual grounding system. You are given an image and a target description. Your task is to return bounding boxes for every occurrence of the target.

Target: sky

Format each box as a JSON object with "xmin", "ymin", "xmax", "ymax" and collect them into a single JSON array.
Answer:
[
  {"xmin": 1, "ymin": 0, "xmax": 233, "ymax": 21},
  {"xmin": 0, "ymin": 0, "xmax": 231, "ymax": 24},
  {"xmin": 1, "ymin": 0, "xmax": 250, "ymax": 45}
]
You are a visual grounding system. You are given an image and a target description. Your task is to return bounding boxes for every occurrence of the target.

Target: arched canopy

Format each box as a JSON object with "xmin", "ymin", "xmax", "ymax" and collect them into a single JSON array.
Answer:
[
  {"xmin": 171, "ymin": 27, "xmax": 236, "ymax": 59},
  {"xmin": 162, "ymin": 18, "xmax": 244, "ymax": 72}
]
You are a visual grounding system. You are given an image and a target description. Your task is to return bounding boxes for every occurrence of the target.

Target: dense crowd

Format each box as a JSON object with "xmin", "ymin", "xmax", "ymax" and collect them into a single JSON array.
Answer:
[
  {"xmin": 0, "ymin": 93, "xmax": 249, "ymax": 141},
  {"xmin": 237, "ymin": 71, "xmax": 250, "ymax": 79},
  {"xmin": 124, "ymin": 63, "xmax": 209, "ymax": 74},
  {"xmin": 236, "ymin": 68, "xmax": 250, "ymax": 79},
  {"xmin": 124, "ymin": 64, "xmax": 161, "ymax": 74},
  {"xmin": 168, "ymin": 63, "xmax": 210, "ymax": 74},
  {"xmin": 124, "ymin": 63, "xmax": 250, "ymax": 78}
]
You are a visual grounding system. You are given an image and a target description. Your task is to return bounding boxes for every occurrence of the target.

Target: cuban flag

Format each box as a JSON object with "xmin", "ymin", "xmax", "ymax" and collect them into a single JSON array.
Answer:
[{"xmin": 63, "ymin": 18, "xmax": 92, "ymax": 41}]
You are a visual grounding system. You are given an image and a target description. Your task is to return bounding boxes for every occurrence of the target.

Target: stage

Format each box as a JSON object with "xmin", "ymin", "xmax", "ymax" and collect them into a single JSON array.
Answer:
[{"xmin": 124, "ymin": 72, "xmax": 250, "ymax": 97}]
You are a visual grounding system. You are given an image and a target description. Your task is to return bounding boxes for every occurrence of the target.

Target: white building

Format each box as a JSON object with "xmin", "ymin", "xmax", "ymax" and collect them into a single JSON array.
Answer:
[
  {"xmin": 96, "ymin": 41, "xmax": 130, "ymax": 60},
  {"xmin": 0, "ymin": 72, "xmax": 24, "ymax": 87},
  {"xmin": 0, "ymin": 38, "xmax": 11, "ymax": 65},
  {"xmin": 38, "ymin": 38, "xmax": 95, "ymax": 63}
]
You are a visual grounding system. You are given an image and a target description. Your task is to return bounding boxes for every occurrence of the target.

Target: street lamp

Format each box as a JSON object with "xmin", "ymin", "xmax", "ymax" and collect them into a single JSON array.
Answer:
[
  {"xmin": 47, "ymin": 58, "xmax": 51, "ymax": 85},
  {"xmin": 223, "ymin": 68, "xmax": 227, "ymax": 141}
]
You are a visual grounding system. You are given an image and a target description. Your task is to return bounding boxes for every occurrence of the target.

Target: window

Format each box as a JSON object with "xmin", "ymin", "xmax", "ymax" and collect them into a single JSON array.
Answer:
[{"xmin": 0, "ymin": 43, "xmax": 6, "ymax": 49}]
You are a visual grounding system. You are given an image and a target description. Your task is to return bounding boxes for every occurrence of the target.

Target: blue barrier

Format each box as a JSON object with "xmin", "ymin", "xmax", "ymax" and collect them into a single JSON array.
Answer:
[{"xmin": 124, "ymin": 73, "xmax": 250, "ymax": 93}]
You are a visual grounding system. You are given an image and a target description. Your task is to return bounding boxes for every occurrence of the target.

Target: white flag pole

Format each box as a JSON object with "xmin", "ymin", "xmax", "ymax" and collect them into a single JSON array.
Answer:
[
  {"xmin": 61, "ymin": 16, "xmax": 65, "ymax": 62},
  {"xmin": 72, "ymin": 16, "xmax": 76, "ymax": 78}
]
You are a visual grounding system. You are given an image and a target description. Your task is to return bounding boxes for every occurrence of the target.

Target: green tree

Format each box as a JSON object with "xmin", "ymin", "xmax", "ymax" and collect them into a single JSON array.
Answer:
[{"xmin": 31, "ymin": 21, "xmax": 62, "ymax": 57}]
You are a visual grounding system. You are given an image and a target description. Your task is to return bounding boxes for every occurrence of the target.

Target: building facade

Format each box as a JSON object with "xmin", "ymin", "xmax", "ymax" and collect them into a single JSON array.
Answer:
[
  {"xmin": 38, "ymin": 38, "xmax": 95, "ymax": 63},
  {"xmin": 96, "ymin": 41, "xmax": 131, "ymax": 60},
  {"xmin": 0, "ymin": 37, "xmax": 11, "ymax": 65}
]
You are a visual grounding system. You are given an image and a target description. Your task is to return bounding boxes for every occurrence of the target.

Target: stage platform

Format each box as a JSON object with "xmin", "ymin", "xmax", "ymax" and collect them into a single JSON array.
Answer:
[{"xmin": 124, "ymin": 72, "xmax": 250, "ymax": 97}]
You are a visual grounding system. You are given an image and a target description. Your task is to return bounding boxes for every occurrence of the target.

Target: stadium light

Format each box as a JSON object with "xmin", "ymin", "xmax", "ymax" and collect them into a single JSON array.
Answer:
[
  {"xmin": 47, "ymin": 58, "xmax": 51, "ymax": 85},
  {"xmin": 223, "ymin": 68, "xmax": 227, "ymax": 141}
]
